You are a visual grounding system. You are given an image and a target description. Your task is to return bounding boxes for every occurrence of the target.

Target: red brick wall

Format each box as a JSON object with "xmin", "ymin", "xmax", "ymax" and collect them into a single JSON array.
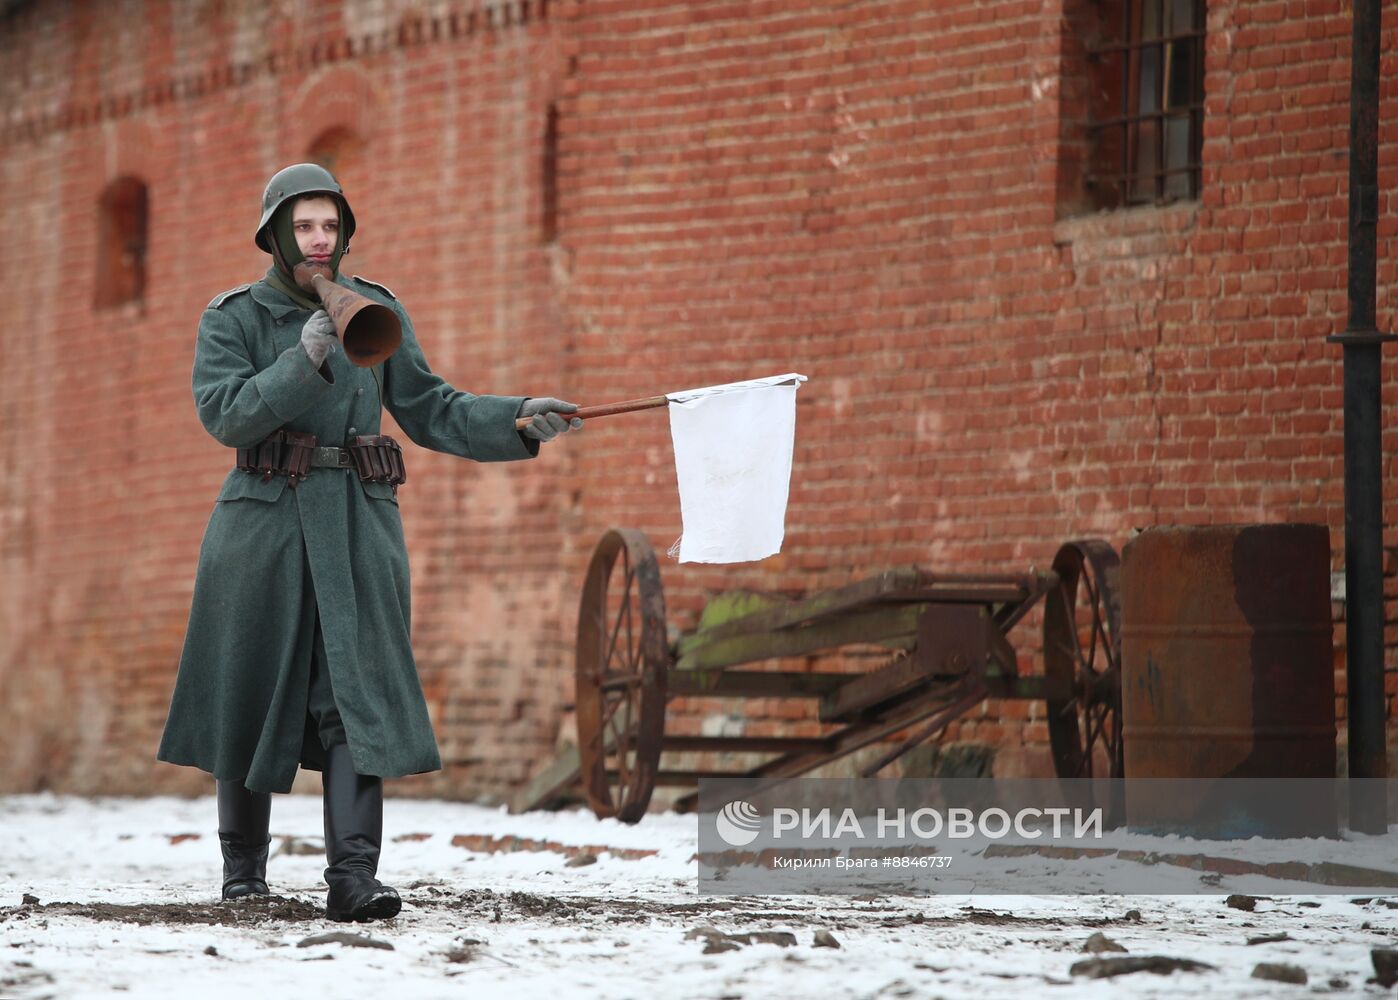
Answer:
[
  {"xmin": 1, "ymin": 0, "xmax": 1394, "ymax": 799},
  {"xmin": 561, "ymin": 0, "xmax": 1398, "ymax": 775}
]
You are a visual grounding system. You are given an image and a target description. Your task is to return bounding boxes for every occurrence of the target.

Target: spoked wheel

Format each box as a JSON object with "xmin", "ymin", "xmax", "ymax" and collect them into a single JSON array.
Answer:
[
  {"xmin": 1044, "ymin": 540, "xmax": 1125, "ymax": 783},
  {"xmin": 575, "ymin": 529, "xmax": 669, "ymax": 822}
]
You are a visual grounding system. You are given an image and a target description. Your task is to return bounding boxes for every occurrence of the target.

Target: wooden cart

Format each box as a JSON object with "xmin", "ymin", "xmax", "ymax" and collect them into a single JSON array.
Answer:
[{"xmin": 515, "ymin": 529, "xmax": 1123, "ymax": 822}]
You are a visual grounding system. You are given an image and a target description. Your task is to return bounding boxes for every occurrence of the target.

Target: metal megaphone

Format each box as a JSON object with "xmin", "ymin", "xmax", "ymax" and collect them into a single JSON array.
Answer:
[{"xmin": 310, "ymin": 274, "xmax": 402, "ymax": 367}]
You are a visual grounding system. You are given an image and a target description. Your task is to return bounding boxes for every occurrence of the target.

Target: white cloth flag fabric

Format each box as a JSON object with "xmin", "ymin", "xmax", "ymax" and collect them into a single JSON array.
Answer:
[{"xmin": 666, "ymin": 373, "xmax": 807, "ymax": 564}]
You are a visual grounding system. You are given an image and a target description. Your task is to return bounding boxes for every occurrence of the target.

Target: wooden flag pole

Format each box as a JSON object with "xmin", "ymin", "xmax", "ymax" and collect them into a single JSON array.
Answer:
[
  {"xmin": 512, "ymin": 376, "xmax": 806, "ymax": 430},
  {"xmin": 513, "ymin": 394, "xmax": 667, "ymax": 430}
]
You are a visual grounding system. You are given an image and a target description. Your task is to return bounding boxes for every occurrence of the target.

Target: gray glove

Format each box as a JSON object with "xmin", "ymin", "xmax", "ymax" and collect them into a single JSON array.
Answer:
[
  {"xmin": 301, "ymin": 310, "xmax": 338, "ymax": 368},
  {"xmin": 518, "ymin": 397, "xmax": 583, "ymax": 441}
]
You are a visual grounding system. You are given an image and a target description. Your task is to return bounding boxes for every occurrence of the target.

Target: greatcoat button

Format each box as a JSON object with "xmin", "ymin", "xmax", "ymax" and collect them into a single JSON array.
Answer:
[
  {"xmin": 357, "ymin": 388, "xmax": 365, "ymax": 396},
  {"xmin": 348, "ymin": 427, "xmax": 358, "ymax": 436}
]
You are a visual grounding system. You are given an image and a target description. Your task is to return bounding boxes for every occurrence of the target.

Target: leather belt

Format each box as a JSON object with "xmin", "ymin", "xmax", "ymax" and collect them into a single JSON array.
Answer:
[
  {"xmin": 236, "ymin": 431, "xmax": 406, "ymax": 491},
  {"xmin": 312, "ymin": 446, "xmax": 354, "ymax": 469}
]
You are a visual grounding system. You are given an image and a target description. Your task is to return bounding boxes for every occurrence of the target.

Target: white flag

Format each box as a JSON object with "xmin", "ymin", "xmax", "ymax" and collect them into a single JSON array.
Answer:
[{"xmin": 666, "ymin": 374, "xmax": 807, "ymax": 564}]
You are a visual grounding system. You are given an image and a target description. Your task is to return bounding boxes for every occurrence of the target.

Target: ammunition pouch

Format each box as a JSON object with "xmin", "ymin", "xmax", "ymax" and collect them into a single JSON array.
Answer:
[
  {"xmin": 349, "ymin": 435, "xmax": 407, "ymax": 492},
  {"xmin": 236, "ymin": 429, "xmax": 316, "ymax": 488}
]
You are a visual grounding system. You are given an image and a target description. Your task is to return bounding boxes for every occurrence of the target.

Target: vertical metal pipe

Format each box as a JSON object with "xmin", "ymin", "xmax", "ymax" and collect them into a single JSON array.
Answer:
[
  {"xmin": 1347, "ymin": 0, "xmax": 1380, "ymax": 337},
  {"xmin": 1329, "ymin": 0, "xmax": 1390, "ymax": 833}
]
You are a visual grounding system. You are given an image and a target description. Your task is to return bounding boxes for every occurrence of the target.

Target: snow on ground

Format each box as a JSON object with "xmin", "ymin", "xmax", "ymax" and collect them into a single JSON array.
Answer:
[{"xmin": 1, "ymin": 794, "xmax": 1395, "ymax": 999}]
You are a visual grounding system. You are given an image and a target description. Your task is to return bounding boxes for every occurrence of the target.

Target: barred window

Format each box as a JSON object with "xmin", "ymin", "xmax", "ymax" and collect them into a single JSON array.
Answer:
[{"xmin": 1086, "ymin": 0, "xmax": 1205, "ymax": 208}]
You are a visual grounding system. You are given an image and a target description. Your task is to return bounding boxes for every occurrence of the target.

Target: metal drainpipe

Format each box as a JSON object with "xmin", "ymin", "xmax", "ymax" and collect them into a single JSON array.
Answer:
[{"xmin": 1327, "ymin": 0, "xmax": 1390, "ymax": 833}]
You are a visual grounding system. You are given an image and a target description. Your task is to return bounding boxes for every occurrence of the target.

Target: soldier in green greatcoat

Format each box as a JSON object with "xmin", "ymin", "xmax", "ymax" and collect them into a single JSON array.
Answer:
[{"xmin": 157, "ymin": 163, "xmax": 580, "ymax": 922}]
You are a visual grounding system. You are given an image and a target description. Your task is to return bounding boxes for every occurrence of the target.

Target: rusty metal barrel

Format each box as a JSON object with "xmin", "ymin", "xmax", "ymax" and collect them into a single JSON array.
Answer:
[{"xmin": 1121, "ymin": 524, "xmax": 1336, "ymax": 836}]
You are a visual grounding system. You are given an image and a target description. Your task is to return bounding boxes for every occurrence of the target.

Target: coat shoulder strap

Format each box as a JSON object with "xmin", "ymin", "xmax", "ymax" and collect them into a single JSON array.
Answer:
[
  {"xmin": 350, "ymin": 275, "xmax": 397, "ymax": 300},
  {"xmin": 208, "ymin": 284, "xmax": 252, "ymax": 310}
]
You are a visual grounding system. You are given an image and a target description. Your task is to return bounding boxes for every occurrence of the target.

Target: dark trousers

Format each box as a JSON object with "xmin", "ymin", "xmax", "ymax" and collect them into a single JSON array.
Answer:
[{"xmin": 305, "ymin": 613, "xmax": 348, "ymax": 753}]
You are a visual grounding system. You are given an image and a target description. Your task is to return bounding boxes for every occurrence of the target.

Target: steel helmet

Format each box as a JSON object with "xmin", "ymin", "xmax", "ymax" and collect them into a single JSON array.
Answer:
[{"xmin": 254, "ymin": 163, "xmax": 357, "ymax": 252}]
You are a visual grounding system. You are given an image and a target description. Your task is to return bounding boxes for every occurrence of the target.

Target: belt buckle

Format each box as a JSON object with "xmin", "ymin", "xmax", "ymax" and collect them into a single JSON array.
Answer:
[{"xmin": 338, "ymin": 449, "xmax": 352, "ymax": 468}]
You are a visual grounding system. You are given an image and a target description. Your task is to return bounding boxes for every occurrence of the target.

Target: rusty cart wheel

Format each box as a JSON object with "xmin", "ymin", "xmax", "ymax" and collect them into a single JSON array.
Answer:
[
  {"xmin": 575, "ymin": 529, "xmax": 669, "ymax": 822},
  {"xmin": 1044, "ymin": 539, "xmax": 1125, "ymax": 781}
]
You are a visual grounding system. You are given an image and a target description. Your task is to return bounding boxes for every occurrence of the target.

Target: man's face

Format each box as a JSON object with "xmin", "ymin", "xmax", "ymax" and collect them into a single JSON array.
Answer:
[{"xmin": 290, "ymin": 196, "xmax": 340, "ymax": 291}]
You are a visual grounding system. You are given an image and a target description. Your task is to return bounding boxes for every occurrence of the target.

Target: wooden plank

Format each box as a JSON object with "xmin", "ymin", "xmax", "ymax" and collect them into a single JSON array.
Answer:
[
  {"xmin": 858, "ymin": 684, "xmax": 996, "ymax": 776},
  {"xmin": 820, "ymin": 605, "xmax": 987, "ymax": 721},
  {"xmin": 671, "ymin": 679, "xmax": 990, "ymax": 810},
  {"xmin": 758, "ymin": 681, "xmax": 987, "ymax": 780},
  {"xmin": 510, "ymin": 743, "xmax": 582, "ymax": 814},
  {"xmin": 667, "ymin": 669, "xmax": 852, "ymax": 698},
  {"xmin": 889, "ymin": 583, "xmax": 1033, "ymax": 604},
  {"xmin": 986, "ymin": 628, "xmax": 1019, "ymax": 678},
  {"xmin": 608, "ymin": 769, "xmax": 749, "ymax": 786},
  {"xmin": 682, "ymin": 567, "xmax": 928, "ymax": 644},
  {"xmin": 675, "ymin": 603, "xmax": 924, "ymax": 671},
  {"xmin": 660, "ymin": 735, "xmax": 833, "ymax": 753},
  {"xmin": 818, "ymin": 658, "xmax": 943, "ymax": 722},
  {"xmin": 694, "ymin": 590, "xmax": 794, "ymax": 633},
  {"xmin": 512, "ymin": 699, "xmax": 635, "ymax": 814},
  {"xmin": 992, "ymin": 571, "xmax": 1057, "ymax": 632}
]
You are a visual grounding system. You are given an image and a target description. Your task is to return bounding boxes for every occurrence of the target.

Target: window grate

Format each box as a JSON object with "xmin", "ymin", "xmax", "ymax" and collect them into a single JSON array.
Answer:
[{"xmin": 1085, "ymin": 0, "xmax": 1205, "ymax": 208}]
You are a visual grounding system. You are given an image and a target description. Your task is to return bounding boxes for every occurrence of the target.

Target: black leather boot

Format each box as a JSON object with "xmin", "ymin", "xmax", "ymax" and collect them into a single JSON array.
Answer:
[
  {"xmin": 217, "ymin": 779, "xmax": 272, "ymax": 900},
  {"xmin": 322, "ymin": 742, "xmax": 401, "ymax": 922}
]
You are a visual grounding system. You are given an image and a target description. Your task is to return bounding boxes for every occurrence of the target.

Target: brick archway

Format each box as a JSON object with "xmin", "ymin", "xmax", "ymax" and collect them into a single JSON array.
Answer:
[{"xmin": 280, "ymin": 65, "xmax": 381, "ymax": 167}]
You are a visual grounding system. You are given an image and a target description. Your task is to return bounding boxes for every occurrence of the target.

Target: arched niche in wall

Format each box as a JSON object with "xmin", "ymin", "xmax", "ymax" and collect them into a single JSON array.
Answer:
[
  {"xmin": 540, "ymin": 101, "xmax": 560, "ymax": 245},
  {"xmin": 282, "ymin": 65, "xmax": 380, "ymax": 226},
  {"xmin": 307, "ymin": 124, "xmax": 367, "ymax": 194},
  {"xmin": 94, "ymin": 176, "xmax": 149, "ymax": 309}
]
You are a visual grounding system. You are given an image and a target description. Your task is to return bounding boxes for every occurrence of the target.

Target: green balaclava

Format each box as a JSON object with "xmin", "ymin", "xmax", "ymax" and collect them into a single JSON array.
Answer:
[{"xmin": 265, "ymin": 195, "xmax": 347, "ymax": 308}]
